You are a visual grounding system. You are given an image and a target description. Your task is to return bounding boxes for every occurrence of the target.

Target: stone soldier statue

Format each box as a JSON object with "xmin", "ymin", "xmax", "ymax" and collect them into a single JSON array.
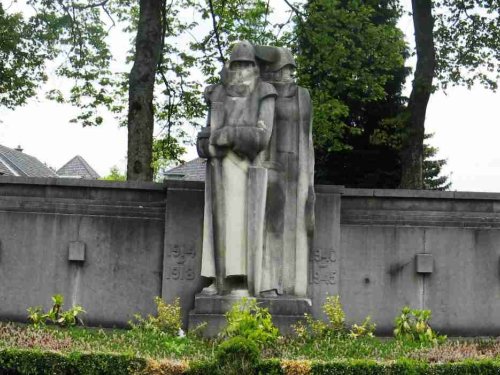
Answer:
[
  {"xmin": 197, "ymin": 41, "xmax": 278, "ymax": 296},
  {"xmin": 254, "ymin": 45, "xmax": 315, "ymax": 297}
]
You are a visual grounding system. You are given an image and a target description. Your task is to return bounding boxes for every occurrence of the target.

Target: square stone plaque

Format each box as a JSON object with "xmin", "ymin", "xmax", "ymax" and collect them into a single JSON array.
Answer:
[
  {"xmin": 68, "ymin": 241, "xmax": 85, "ymax": 262},
  {"xmin": 416, "ymin": 253, "xmax": 433, "ymax": 274}
]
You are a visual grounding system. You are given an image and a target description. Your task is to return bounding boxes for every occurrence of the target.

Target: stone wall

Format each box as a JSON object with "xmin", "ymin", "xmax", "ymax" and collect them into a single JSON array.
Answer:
[
  {"xmin": 0, "ymin": 176, "xmax": 165, "ymax": 327},
  {"xmin": 1, "ymin": 176, "xmax": 499, "ymax": 335},
  {"xmin": 338, "ymin": 189, "xmax": 500, "ymax": 336}
]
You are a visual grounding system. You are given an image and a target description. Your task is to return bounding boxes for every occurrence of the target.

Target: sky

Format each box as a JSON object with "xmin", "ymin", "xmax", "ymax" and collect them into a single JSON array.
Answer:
[{"xmin": 1, "ymin": 1, "xmax": 499, "ymax": 191}]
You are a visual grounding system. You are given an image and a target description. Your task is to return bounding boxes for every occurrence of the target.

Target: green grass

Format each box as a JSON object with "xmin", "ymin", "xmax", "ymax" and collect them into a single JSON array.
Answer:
[
  {"xmin": 0, "ymin": 323, "xmax": 212, "ymax": 360},
  {"xmin": 2, "ymin": 322, "xmax": 499, "ymax": 364},
  {"xmin": 267, "ymin": 334, "xmax": 430, "ymax": 361}
]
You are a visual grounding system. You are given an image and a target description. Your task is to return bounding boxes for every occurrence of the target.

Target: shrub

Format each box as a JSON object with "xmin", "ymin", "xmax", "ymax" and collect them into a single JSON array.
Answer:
[
  {"xmin": 0, "ymin": 348, "xmax": 146, "ymax": 375},
  {"xmin": 281, "ymin": 359, "xmax": 312, "ymax": 375},
  {"xmin": 293, "ymin": 295, "xmax": 347, "ymax": 340},
  {"xmin": 27, "ymin": 294, "xmax": 85, "ymax": 328},
  {"xmin": 349, "ymin": 316, "xmax": 376, "ymax": 339},
  {"xmin": 142, "ymin": 358, "xmax": 188, "ymax": 375},
  {"xmin": 323, "ymin": 296, "xmax": 345, "ymax": 331},
  {"xmin": 215, "ymin": 336, "xmax": 260, "ymax": 375},
  {"xmin": 222, "ymin": 297, "xmax": 279, "ymax": 349},
  {"xmin": 394, "ymin": 306, "xmax": 446, "ymax": 346},
  {"xmin": 130, "ymin": 297, "xmax": 182, "ymax": 337}
]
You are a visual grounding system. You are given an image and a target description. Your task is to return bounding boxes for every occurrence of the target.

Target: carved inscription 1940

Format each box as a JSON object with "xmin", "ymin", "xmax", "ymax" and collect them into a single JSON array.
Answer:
[{"xmin": 309, "ymin": 249, "xmax": 337, "ymax": 285}]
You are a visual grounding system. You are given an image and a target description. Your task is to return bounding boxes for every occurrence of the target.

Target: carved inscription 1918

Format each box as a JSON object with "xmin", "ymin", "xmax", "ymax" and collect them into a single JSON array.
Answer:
[{"xmin": 165, "ymin": 245, "xmax": 196, "ymax": 281}]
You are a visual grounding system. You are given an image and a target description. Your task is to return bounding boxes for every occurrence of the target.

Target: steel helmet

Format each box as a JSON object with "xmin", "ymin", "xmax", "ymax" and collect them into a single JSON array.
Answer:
[
  {"xmin": 229, "ymin": 41, "xmax": 256, "ymax": 65},
  {"xmin": 254, "ymin": 45, "xmax": 296, "ymax": 72}
]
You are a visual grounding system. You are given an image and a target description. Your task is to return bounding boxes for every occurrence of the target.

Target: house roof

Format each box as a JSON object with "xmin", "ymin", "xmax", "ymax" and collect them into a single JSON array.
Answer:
[
  {"xmin": 57, "ymin": 155, "xmax": 101, "ymax": 179},
  {"xmin": 0, "ymin": 144, "xmax": 57, "ymax": 177},
  {"xmin": 165, "ymin": 158, "xmax": 206, "ymax": 181}
]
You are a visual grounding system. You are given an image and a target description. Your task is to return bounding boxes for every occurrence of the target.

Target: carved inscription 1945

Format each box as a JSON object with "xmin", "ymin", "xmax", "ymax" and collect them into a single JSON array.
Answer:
[{"xmin": 309, "ymin": 249, "xmax": 337, "ymax": 285}]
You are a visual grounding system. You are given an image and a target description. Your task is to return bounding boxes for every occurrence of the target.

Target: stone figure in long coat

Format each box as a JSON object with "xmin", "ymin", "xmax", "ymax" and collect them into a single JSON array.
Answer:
[
  {"xmin": 197, "ymin": 41, "xmax": 314, "ymax": 298},
  {"xmin": 197, "ymin": 41, "xmax": 278, "ymax": 296},
  {"xmin": 255, "ymin": 45, "xmax": 315, "ymax": 297}
]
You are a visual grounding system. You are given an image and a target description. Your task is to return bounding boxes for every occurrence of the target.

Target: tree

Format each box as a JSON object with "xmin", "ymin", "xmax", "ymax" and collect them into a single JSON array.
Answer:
[
  {"xmin": 5, "ymin": 1, "xmax": 201, "ymax": 181},
  {"xmin": 401, "ymin": 0, "xmax": 500, "ymax": 188},
  {"xmin": 101, "ymin": 165, "xmax": 126, "ymax": 181},
  {"xmin": 0, "ymin": 3, "xmax": 54, "ymax": 108},
  {"xmin": 423, "ymin": 134, "xmax": 451, "ymax": 190},
  {"xmin": 193, "ymin": 0, "xmax": 292, "ymax": 81},
  {"xmin": 400, "ymin": 0, "xmax": 435, "ymax": 189},
  {"xmin": 126, "ymin": 0, "xmax": 162, "ymax": 181},
  {"xmin": 295, "ymin": 0, "xmax": 408, "ymax": 186}
]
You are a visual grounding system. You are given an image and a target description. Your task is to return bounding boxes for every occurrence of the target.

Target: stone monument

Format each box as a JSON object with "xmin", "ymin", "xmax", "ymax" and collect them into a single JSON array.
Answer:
[{"xmin": 190, "ymin": 41, "xmax": 315, "ymax": 334}]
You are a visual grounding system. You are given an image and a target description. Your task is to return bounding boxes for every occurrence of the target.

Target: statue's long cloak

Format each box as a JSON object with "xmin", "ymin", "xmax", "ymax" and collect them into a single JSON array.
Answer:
[
  {"xmin": 200, "ymin": 81, "xmax": 277, "ymax": 294},
  {"xmin": 258, "ymin": 82, "xmax": 315, "ymax": 297}
]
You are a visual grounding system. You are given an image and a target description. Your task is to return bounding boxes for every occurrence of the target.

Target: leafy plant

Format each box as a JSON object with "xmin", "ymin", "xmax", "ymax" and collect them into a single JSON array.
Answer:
[
  {"xmin": 323, "ymin": 296, "xmax": 345, "ymax": 332},
  {"xmin": 222, "ymin": 297, "xmax": 279, "ymax": 349},
  {"xmin": 394, "ymin": 306, "xmax": 446, "ymax": 346},
  {"xmin": 27, "ymin": 295, "xmax": 85, "ymax": 328},
  {"xmin": 294, "ymin": 295, "xmax": 379, "ymax": 343},
  {"xmin": 349, "ymin": 316, "xmax": 376, "ymax": 339},
  {"xmin": 26, "ymin": 307, "xmax": 46, "ymax": 330},
  {"xmin": 130, "ymin": 297, "xmax": 182, "ymax": 337},
  {"xmin": 293, "ymin": 295, "xmax": 347, "ymax": 340}
]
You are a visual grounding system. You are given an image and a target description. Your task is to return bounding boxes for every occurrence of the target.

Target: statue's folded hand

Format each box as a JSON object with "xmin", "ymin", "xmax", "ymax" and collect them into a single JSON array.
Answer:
[
  {"xmin": 210, "ymin": 127, "xmax": 234, "ymax": 148},
  {"xmin": 198, "ymin": 127, "xmax": 228, "ymax": 159},
  {"xmin": 232, "ymin": 126, "xmax": 270, "ymax": 160}
]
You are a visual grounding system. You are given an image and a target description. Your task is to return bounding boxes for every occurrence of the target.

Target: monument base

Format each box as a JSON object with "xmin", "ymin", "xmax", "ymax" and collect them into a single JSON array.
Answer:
[{"xmin": 188, "ymin": 294, "xmax": 312, "ymax": 337}]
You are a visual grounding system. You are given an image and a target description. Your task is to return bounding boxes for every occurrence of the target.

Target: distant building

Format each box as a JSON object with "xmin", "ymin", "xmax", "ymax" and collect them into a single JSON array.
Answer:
[
  {"xmin": 0, "ymin": 144, "xmax": 57, "ymax": 177},
  {"xmin": 57, "ymin": 155, "xmax": 100, "ymax": 180},
  {"xmin": 165, "ymin": 158, "xmax": 206, "ymax": 181}
]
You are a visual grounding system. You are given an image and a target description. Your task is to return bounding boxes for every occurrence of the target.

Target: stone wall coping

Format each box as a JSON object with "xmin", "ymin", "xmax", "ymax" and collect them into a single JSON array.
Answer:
[
  {"xmin": 164, "ymin": 179, "xmax": 205, "ymax": 191},
  {"xmin": 0, "ymin": 175, "xmax": 165, "ymax": 190},
  {"xmin": 3, "ymin": 177, "xmax": 500, "ymax": 201},
  {"xmin": 315, "ymin": 185, "xmax": 345, "ymax": 194},
  {"xmin": 343, "ymin": 188, "xmax": 500, "ymax": 200}
]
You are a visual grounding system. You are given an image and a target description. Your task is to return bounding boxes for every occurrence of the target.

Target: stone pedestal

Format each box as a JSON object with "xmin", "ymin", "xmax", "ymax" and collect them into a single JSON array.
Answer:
[{"xmin": 188, "ymin": 294, "xmax": 312, "ymax": 337}]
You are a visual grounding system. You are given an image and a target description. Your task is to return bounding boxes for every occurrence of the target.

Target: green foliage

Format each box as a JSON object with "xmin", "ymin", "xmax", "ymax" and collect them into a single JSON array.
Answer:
[
  {"xmin": 27, "ymin": 294, "xmax": 85, "ymax": 329},
  {"xmin": 294, "ymin": 296, "xmax": 378, "ymax": 343},
  {"xmin": 152, "ymin": 136, "xmax": 186, "ymax": 181},
  {"xmin": 0, "ymin": 348, "xmax": 146, "ymax": 375},
  {"xmin": 101, "ymin": 166, "xmax": 126, "ymax": 181},
  {"xmin": 0, "ymin": 3, "xmax": 54, "ymax": 109},
  {"xmin": 423, "ymin": 134, "xmax": 452, "ymax": 191},
  {"xmin": 26, "ymin": 0, "xmax": 115, "ymax": 127},
  {"xmin": 394, "ymin": 306, "xmax": 447, "ymax": 346},
  {"xmin": 294, "ymin": 295, "xmax": 348, "ymax": 340},
  {"xmin": 222, "ymin": 297, "xmax": 279, "ymax": 349},
  {"xmin": 349, "ymin": 316, "xmax": 376, "ymax": 339},
  {"xmin": 192, "ymin": 0, "xmax": 292, "ymax": 83},
  {"xmin": 323, "ymin": 295, "xmax": 345, "ymax": 331},
  {"xmin": 215, "ymin": 336, "xmax": 260, "ymax": 375},
  {"xmin": 2, "ymin": 348, "xmax": 500, "ymax": 375},
  {"xmin": 296, "ymin": 0, "xmax": 408, "ymax": 155},
  {"xmin": 295, "ymin": 0, "xmax": 415, "ymax": 188},
  {"xmin": 130, "ymin": 297, "xmax": 182, "ymax": 337},
  {"xmin": 434, "ymin": 0, "xmax": 500, "ymax": 91}
]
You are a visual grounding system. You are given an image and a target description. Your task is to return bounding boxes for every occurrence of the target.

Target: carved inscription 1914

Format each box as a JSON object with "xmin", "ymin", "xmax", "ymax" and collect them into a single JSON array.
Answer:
[{"xmin": 165, "ymin": 245, "xmax": 196, "ymax": 281}]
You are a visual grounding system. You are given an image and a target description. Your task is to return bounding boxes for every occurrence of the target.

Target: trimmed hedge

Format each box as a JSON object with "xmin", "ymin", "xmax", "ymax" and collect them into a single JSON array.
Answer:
[
  {"xmin": 1, "ymin": 349, "xmax": 500, "ymax": 374},
  {"xmin": 0, "ymin": 349, "xmax": 146, "ymax": 374},
  {"xmin": 186, "ymin": 359, "xmax": 500, "ymax": 375}
]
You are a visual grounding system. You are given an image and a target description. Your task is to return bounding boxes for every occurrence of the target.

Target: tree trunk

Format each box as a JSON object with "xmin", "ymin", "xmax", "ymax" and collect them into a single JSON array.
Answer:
[
  {"xmin": 400, "ymin": 0, "xmax": 435, "ymax": 189},
  {"xmin": 127, "ymin": 0, "xmax": 162, "ymax": 181}
]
